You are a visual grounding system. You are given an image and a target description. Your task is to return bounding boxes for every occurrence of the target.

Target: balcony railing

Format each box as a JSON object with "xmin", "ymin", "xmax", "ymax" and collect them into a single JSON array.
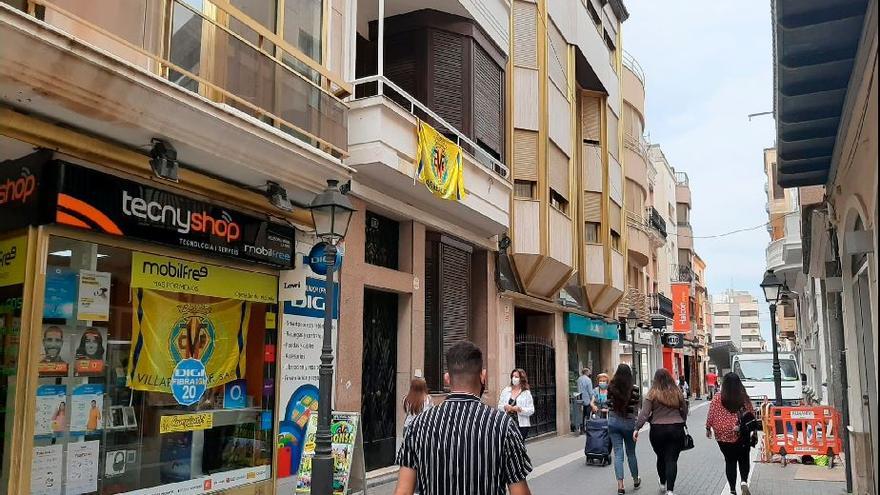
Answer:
[
  {"xmin": 622, "ymin": 50, "xmax": 646, "ymax": 86},
  {"xmin": 670, "ymin": 264, "xmax": 694, "ymax": 283},
  {"xmin": 674, "ymin": 171, "xmax": 689, "ymax": 186},
  {"xmin": 647, "ymin": 206, "xmax": 668, "ymax": 239},
  {"xmin": 25, "ymin": 0, "xmax": 349, "ymax": 156},
  {"xmin": 649, "ymin": 293, "xmax": 674, "ymax": 318},
  {"xmin": 617, "ymin": 287, "xmax": 650, "ymax": 325},
  {"xmin": 351, "ymin": 75, "xmax": 510, "ymax": 179},
  {"xmin": 624, "ymin": 131, "xmax": 651, "ymax": 160}
]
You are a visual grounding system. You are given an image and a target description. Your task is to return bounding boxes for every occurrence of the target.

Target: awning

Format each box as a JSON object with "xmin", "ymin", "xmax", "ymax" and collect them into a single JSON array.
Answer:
[
  {"xmin": 772, "ymin": 0, "xmax": 870, "ymax": 188},
  {"xmin": 564, "ymin": 314, "xmax": 619, "ymax": 340}
]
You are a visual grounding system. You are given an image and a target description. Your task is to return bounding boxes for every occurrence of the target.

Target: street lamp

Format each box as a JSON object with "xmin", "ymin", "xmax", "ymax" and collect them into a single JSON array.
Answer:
[
  {"xmin": 760, "ymin": 269, "xmax": 784, "ymax": 406},
  {"xmin": 626, "ymin": 308, "xmax": 638, "ymax": 342},
  {"xmin": 309, "ymin": 179, "xmax": 354, "ymax": 495}
]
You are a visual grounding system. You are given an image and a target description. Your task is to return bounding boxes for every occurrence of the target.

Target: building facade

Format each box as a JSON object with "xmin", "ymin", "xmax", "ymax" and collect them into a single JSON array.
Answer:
[{"xmin": 711, "ymin": 290, "xmax": 766, "ymax": 354}]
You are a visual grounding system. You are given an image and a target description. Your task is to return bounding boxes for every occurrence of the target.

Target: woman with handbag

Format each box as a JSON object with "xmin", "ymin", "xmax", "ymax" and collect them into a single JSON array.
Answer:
[
  {"xmin": 706, "ymin": 373, "xmax": 755, "ymax": 495},
  {"xmin": 634, "ymin": 369, "xmax": 689, "ymax": 495}
]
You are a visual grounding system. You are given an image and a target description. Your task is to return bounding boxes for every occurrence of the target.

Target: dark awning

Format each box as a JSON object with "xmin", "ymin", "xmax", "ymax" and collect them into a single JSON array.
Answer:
[{"xmin": 772, "ymin": 0, "xmax": 870, "ymax": 188}]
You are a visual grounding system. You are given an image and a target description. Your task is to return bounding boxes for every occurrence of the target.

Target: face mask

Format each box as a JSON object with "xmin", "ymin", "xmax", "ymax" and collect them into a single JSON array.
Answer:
[
  {"xmin": 511, "ymin": 377, "xmax": 521, "ymax": 387},
  {"xmin": 599, "ymin": 382, "xmax": 608, "ymax": 389}
]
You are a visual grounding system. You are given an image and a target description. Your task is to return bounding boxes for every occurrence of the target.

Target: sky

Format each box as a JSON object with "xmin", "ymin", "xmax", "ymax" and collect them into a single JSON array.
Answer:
[{"xmin": 623, "ymin": 2, "xmax": 776, "ymax": 341}]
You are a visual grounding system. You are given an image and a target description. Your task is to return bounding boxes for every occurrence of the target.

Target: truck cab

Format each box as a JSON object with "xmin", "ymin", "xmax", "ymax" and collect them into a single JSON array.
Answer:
[{"xmin": 732, "ymin": 352, "xmax": 803, "ymax": 410}]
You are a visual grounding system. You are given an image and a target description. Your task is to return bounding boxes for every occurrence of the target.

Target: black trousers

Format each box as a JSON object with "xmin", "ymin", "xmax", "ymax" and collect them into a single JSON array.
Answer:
[
  {"xmin": 519, "ymin": 426, "xmax": 530, "ymax": 440},
  {"xmin": 649, "ymin": 423, "xmax": 685, "ymax": 491},
  {"xmin": 718, "ymin": 441, "xmax": 750, "ymax": 491}
]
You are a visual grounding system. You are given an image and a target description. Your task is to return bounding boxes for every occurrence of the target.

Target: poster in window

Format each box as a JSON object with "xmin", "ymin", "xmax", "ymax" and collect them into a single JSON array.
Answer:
[
  {"xmin": 35, "ymin": 384, "xmax": 67, "ymax": 437},
  {"xmin": 126, "ymin": 288, "xmax": 252, "ymax": 394},
  {"xmin": 104, "ymin": 450, "xmax": 127, "ymax": 477},
  {"xmin": 69, "ymin": 384, "xmax": 103, "ymax": 435},
  {"xmin": 43, "ymin": 267, "xmax": 76, "ymax": 320},
  {"xmin": 72, "ymin": 326, "xmax": 106, "ymax": 376},
  {"xmin": 76, "ymin": 270, "xmax": 111, "ymax": 321},
  {"xmin": 38, "ymin": 324, "xmax": 70, "ymax": 376},
  {"xmin": 66, "ymin": 440, "xmax": 100, "ymax": 494},
  {"xmin": 31, "ymin": 444, "xmax": 63, "ymax": 495}
]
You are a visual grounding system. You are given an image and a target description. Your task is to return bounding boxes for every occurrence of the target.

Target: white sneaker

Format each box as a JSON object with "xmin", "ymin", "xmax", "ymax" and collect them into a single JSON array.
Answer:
[
  {"xmin": 666, "ymin": 491, "xmax": 674, "ymax": 495},
  {"xmin": 741, "ymin": 482, "xmax": 751, "ymax": 495}
]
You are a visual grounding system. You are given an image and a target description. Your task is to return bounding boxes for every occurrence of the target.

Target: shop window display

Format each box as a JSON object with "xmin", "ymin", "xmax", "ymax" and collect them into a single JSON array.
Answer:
[
  {"xmin": 33, "ymin": 236, "xmax": 277, "ymax": 495},
  {"xmin": 1, "ymin": 234, "xmax": 27, "ymax": 492}
]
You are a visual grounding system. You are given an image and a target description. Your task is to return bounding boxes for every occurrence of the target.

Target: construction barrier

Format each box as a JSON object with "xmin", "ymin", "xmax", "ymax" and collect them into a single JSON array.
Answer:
[{"xmin": 762, "ymin": 404, "xmax": 843, "ymax": 466}]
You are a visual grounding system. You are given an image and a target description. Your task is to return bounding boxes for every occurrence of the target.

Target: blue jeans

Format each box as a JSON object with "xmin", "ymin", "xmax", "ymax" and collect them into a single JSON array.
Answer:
[{"xmin": 608, "ymin": 415, "xmax": 639, "ymax": 481}]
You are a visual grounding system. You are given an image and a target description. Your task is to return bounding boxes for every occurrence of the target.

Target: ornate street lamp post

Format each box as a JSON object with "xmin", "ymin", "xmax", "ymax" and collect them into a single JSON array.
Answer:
[
  {"xmin": 760, "ymin": 269, "xmax": 784, "ymax": 406},
  {"xmin": 309, "ymin": 180, "xmax": 354, "ymax": 495}
]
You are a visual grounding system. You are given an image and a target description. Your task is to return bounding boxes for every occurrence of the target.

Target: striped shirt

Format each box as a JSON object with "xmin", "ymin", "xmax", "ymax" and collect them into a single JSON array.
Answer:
[{"xmin": 396, "ymin": 393, "xmax": 533, "ymax": 495}]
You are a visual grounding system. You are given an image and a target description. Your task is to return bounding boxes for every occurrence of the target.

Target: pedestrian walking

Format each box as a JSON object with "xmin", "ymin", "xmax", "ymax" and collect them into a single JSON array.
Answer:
[
  {"xmin": 606, "ymin": 364, "xmax": 641, "ymax": 494},
  {"xmin": 394, "ymin": 341, "xmax": 532, "ymax": 495},
  {"xmin": 577, "ymin": 368, "xmax": 593, "ymax": 432},
  {"xmin": 678, "ymin": 375, "xmax": 690, "ymax": 400},
  {"xmin": 706, "ymin": 370, "xmax": 718, "ymax": 400},
  {"xmin": 635, "ymin": 369, "xmax": 688, "ymax": 495},
  {"xmin": 403, "ymin": 377, "xmax": 433, "ymax": 436},
  {"xmin": 590, "ymin": 372, "xmax": 610, "ymax": 415},
  {"xmin": 706, "ymin": 373, "xmax": 757, "ymax": 495},
  {"xmin": 498, "ymin": 368, "xmax": 536, "ymax": 440}
]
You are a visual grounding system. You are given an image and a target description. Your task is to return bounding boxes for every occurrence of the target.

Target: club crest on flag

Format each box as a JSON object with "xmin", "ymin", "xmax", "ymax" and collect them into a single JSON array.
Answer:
[{"xmin": 415, "ymin": 121, "xmax": 467, "ymax": 201}]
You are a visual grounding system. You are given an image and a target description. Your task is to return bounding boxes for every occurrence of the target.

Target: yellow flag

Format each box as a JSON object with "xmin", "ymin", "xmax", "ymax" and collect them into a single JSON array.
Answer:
[
  {"xmin": 415, "ymin": 121, "xmax": 467, "ymax": 201},
  {"xmin": 127, "ymin": 288, "xmax": 251, "ymax": 393}
]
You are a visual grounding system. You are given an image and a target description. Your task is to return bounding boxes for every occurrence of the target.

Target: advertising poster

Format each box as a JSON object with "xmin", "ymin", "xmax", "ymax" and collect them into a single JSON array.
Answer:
[
  {"xmin": 671, "ymin": 283, "xmax": 691, "ymax": 333},
  {"xmin": 0, "ymin": 235, "xmax": 27, "ymax": 288},
  {"xmin": 66, "ymin": 440, "xmax": 100, "ymax": 494},
  {"xmin": 295, "ymin": 412, "xmax": 360, "ymax": 495},
  {"xmin": 30, "ymin": 444, "xmax": 63, "ymax": 495},
  {"xmin": 69, "ymin": 384, "xmax": 104, "ymax": 435},
  {"xmin": 277, "ymin": 233, "xmax": 340, "ymax": 486},
  {"xmin": 72, "ymin": 326, "xmax": 106, "ymax": 376},
  {"xmin": 43, "ymin": 267, "xmax": 77, "ymax": 320},
  {"xmin": 38, "ymin": 324, "xmax": 70, "ymax": 376},
  {"xmin": 35, "ymin": 384, "xmax": 67, "ymax": 436},
  {"xmin": 224, "ymin": 379, "xmax": 247, "ymax": 409},
  {"xmin": 76, "ymin": 270, "xmax": 111, "ymax": 321}
]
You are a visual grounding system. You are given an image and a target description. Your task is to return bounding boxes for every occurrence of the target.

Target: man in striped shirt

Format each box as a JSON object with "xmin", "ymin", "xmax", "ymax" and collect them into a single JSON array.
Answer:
[{"xmin": 394, "ymin": 341, "xmax": 533, "ymax": 495}]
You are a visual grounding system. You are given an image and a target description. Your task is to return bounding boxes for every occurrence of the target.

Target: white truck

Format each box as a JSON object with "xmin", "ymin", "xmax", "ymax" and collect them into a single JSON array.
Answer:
[{"xmin": 732, "ymin": 352, "xmax": 804, "ymax": 411}]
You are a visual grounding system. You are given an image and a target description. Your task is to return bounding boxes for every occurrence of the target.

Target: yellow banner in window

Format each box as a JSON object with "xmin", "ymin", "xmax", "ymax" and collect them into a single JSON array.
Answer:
[
  {"xmin": 0, "ymin": 236, "xmax": 27, "ymax": 288},
  {"xmin": 130, "ymin": 252, "xmax": 277, "ymax": 303},
  {"xmin": 160, "ymin": 412, "xmax": 213, "ymax": 434},
  {"xmin": 415, "ymin": 121, "xmax": 467, "ymax": 201}
]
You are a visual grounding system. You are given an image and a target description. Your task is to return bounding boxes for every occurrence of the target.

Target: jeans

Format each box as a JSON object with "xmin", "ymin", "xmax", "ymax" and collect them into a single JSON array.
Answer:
[
  {"xmin": 718, "ymin": 441, "xmax": 750, "ymax": 491},
  {"xmin": 649, "ymin": 423, "xmax": 685, "ymax": 491},
  {"xmin": 608, "ymin": 415, "xmax": 639, "ymax": 481}
]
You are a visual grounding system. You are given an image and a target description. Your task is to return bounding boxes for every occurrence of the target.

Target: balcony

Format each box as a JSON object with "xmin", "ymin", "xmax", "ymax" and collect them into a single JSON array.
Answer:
[
  {"xmin": 670, "ymin": 264, "xmax": 694, "ymax": 283},
  {"xmin": 677, "ymin": 223, "xmax": 694, "ymax": 250},
  {"xmin": 626, "ymin": 209, "xmax": 651, "ymax": 267},
  {"xmin": 0, "ymin": 0, "xmax": 351, "ymax": 191},
  {"xmin": 617, "ymin": 287, "xmax": 650, "ymax": 325},
  {"xmin": 622, "ymin": 53, "xmax": 645, "ymax": 115},
  {"xmin": 649, "ymin": 292, "xmax": 674, "ymax": 318},
  {"xmin": 624, "ymin": 132, "xmax": 650, "ymax": 193},
  {"xmin": 646, "ymin": 206, "xmax": 667, "ymax": 243}
]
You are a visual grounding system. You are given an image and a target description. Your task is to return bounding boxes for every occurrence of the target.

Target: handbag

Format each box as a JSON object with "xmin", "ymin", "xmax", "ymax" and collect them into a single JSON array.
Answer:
[
  {"xmin": 682, "ymin": 425, "xmax": 695, "ymax": 451},
  {"xmin": 738, "ymin": 409, "xmax": 760, "ymax": 448}
]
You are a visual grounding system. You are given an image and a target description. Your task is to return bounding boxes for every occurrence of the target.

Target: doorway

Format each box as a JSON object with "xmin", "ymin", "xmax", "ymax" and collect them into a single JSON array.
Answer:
[
  {"xmin": 514, "ymin": 308, "xmax": 557, "ymax": 438},
  {"xmin": 361, "ymin": 289, "xmax": 399, "ymax": 471},
  {"xmin": 851, "ymin": 255, "xmax": 876, "ymax": 489}
]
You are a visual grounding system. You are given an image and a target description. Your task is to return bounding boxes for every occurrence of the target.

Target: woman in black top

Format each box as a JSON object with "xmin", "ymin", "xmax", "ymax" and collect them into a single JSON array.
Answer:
[{"xmin": 606, "ymin": 364, "xmax": 641, "ymax": 494}]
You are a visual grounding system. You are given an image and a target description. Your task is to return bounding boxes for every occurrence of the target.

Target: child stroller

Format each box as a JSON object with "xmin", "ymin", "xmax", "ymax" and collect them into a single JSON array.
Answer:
[{"xmin": 584, "ymin": 410, "xmax": 611, "ymax": 466}]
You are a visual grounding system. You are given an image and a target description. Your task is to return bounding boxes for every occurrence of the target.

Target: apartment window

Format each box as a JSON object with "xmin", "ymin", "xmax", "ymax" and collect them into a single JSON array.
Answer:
[
  {"xmin": 365, "ymin": 211, "xmax": 400, "ymax": 269},
  {"xmin": 611, "ymin": 229, "xmax": 621, "ymax": 251},
  {"xmin": 771, "ymin": 162, "xmax": 785, "ymax": 200},
  {"xmin": 550, "ymin": 189, "xmax": 568, "ymax": 214},
  {"xmin": 676, "ymin": 207, "xmax": 689, "ymax": 226},
  {"xmin": 586, "ymin": 0, "xmax": 601, "ymax": 27},
  {"xmin": 715, "ymin": 311, "xmax": 730, "ymax": 316},
  {"xmin": 585, "ymin": 222, "xmax": 601, "ymax": 244},
  {"xmin": 740, "ymin": 310, "xmax": 758, "ymax": 317},
  {"xmin": 783, "ymin": 304, "xmax": 795, "ymax": 318},
  {"xmin": 514, "ymin": 180, "xmax": 537, "ymax": 199}
]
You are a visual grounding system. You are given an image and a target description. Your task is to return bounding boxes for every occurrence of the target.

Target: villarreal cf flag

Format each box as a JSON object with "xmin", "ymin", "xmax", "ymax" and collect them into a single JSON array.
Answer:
[
  {"xmin": 127, "ymin": 288, "xmax": 251, "ymax": 393},
  {"xmin": 415, "ymin": 121, "xmax": 467, "ymax": 201}
]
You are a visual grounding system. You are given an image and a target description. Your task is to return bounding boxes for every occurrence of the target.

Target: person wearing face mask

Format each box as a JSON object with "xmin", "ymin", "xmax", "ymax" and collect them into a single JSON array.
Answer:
[
  {"xmin": 590, "ymin": 373, "xmax": 610, "ymax": 416},
  {"xmin": 498, "ymin": 368, "xmax": 536, "ymax": 440}
]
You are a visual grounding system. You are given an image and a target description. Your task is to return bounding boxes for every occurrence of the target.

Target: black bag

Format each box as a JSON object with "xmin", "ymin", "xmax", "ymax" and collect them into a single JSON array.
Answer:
[
  {"xmin": 682, "ymin": 425, "xmax": 695, "ymax": 451},
  {"xmin": 738, "ymin": 409, "xmax": 760, "ymax": 448}
]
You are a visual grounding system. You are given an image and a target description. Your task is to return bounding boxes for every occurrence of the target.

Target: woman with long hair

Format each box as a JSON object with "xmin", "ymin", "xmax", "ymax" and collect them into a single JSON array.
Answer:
[
  {"xmin": 402, "ymin": 377, "xmax": 433, "ymax": 435},
  {"xmin": 606, "ymin": 364, "xmax": 641, "ymax": 494},
  {"xmin": 635, "ymin": 369, "xmax": 688, "ymax": 495},
  {"xmin": 706, "ymin": 373, "xmax": 755, "ymax": 495},
  {"xmin": 498, "ymin": 368, "xmax": 535, "ymax": 439}
]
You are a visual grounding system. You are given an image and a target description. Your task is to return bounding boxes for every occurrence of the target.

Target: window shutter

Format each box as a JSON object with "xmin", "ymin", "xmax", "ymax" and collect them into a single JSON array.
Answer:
[
  {"xmin": 609, "ymin": 202, "xmax": 622, "ymax": 231},
  {"xmin": 439, "ymin": 240, "xmax": 472, "ymax": 382},
  {"xmin": 513, "ymin": 1, "xmax": 538, "ymax": 68},
  {"xmin": 584, "ymin": 192, "xmax": 602, "ymax": 222},
  {"xmin": 607, "ymin": 107, "xmax": 619, "ymax": 160},
  {"xmin": 548, "ymin": 21, "xmax": 567, "ymax": 93},
  {"xmin": 431, "ymin": 30, "xmax": 464, "ymax": 132},
  {"xmin": 385, "ymin": 32, "xmax": 417, "ymax": 97},
  {"xmin": 582, "ymin": 143, "xmax": 602, "ymax": 192},
  {"xmin": 581, "ymin": 94, "xmax": 601, "ymax": 142},
  {"xmin": 473, "ymin": 43, "xmax": 504, "ymax": 159},
  {"xmin": 424, "ymin": 242, "xmax": 439, "ymax": 390},
  {"xmin": 514, "ymin": 130, "xmax": 539, "ymax": 181},
  {"xmin": 548, "ymin": 142, "xmax": 569, "ymax": 201}
]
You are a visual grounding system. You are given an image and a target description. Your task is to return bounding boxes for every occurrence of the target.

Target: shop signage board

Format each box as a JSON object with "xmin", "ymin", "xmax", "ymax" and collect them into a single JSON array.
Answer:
[
  {"xmin": 159, "ymin": 412, "xmax": 214, "ymax": 434},
  {"xmin": 53, "ymin": 161, "xmax": 294, "ymax": 267},
  {"xmin": 0, "ymin": 235, "xmax": 27, "ymax": 288},
  {"xmin": 276, "ymin": 233, "xmax": 340, "ymax": 490},
  {"xmin": 661, "ymin": 332, "xmax": 684, "ymax": 349},
  {"xmin": 0, "ymin": 150, "xmax": 53, "ymax": 231},
  {"xmin": 295, "ymin": 412, "xmax": 363, "ymax": 495},
  {"xmin": 671, "ymin": 283, "xmax": 691, "ymax": 333}
]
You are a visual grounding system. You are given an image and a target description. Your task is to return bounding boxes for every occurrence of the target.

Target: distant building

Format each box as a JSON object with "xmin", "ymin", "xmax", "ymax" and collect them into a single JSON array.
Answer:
[{"xmin": 711, "ymin": 290, "xmax": 766, "ymax": 353}]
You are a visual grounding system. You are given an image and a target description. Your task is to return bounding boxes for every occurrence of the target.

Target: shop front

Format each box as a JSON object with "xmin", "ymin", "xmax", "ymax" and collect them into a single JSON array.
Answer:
[
  {"xmin": 1, "ymin": 151, "xmax": 297, "ymax": 495},
  {"xmin": 564, "ymin": 314, "xmax": 618, "ymax": 430}
]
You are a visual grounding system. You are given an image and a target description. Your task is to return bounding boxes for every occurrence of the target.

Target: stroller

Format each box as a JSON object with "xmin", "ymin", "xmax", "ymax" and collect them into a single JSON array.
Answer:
[{"xmin": 584, "ymin": 410, "xmax": 611, "ymax": 466}]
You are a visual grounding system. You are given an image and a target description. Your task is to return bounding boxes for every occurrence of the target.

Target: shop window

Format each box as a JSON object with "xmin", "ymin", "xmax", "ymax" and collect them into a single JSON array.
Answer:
[
  {"xmin": 514, "ymin": 180, "xmax": 537, "ymax": 200},
  {"xmin": 585, "ymin": 222, "xmax": 601, "ymax": 244},
  {"xmin": 0, "ymin": 234, "xmax": 26, "ymax": 487},
  {"xmin": 365, "ymin": 211, "xmax": 400, "ymax": 270},
  {"xmin": 33, "ymin": 236, "xmax": 276, "ymax": 494}
]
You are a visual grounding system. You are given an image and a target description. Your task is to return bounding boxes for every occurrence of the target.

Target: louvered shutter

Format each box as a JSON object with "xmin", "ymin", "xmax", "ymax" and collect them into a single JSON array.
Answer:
[
  {"xmin": 514, "ymin": 130, "xmax": 538, "ymax": 181},
  {"xmin": 548, "ymin": 21, "xmax": 567, "ymax": 93},
  {"xmin": 549, "ymin": 142, "xmax": 569, "ymax": 201},
  {"xmin": 582, "ymin": 94, "xmax": 601, "ymax": 142},
  {"xmin": 385, "ymin": 31, "xmax": 418, "ymax": 99},
  {"xmin": 513, "ymin": 1, "xmax": 538, "ymax": 68},
  {"xmin": 439, "ymin": 239, "xmax": 472, "ymax": 384},
  {"xmin": 609, "ymin": 202, "xmax": 622, "ymax": 231},
  {"xmin": 424, "ymin": 241, "xmax": 439, "ymax": 391},
  {"xmin": 584, "ymin": 192, "xmax": 602, "ymax": 222},
  {"xmin": 473, "ymin": 43, "xmax": 504, "ymax": 159},
  {"xmin": 607, "ymin": 107, "xmax": 619, "ymax": 160},
  {"xmin": 431, "ymin": 30, "xmax": 464, "ymax": 132},
  {"xmin": 583, "ymin": 143, "xmax": 602, "ymax": 192}
]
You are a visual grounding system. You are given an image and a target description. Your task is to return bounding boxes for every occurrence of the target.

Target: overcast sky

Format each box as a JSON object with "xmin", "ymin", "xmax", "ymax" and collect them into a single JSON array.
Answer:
[{"xmin": 623, "ymin": 2, "xmax": 776, "ymax": 341}]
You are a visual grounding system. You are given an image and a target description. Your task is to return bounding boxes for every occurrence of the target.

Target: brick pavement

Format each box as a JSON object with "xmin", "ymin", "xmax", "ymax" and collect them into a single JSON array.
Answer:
[{"xmin": 748, "ymin": 462, "xmax": 848, "ymax": 495}]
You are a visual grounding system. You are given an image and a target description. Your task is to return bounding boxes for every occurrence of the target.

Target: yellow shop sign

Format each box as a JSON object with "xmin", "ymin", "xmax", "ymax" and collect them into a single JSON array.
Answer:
[
  {"xmin": 0, "ymin": 236, "xmax": 27, "ymax": 288},
  {"xmin": 159, "ymin": 412, "xmax": 213, "ymax": 434},
  {"xmin": 131, "ymin": 252, "xmax": 277, "ymax": 303}
]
